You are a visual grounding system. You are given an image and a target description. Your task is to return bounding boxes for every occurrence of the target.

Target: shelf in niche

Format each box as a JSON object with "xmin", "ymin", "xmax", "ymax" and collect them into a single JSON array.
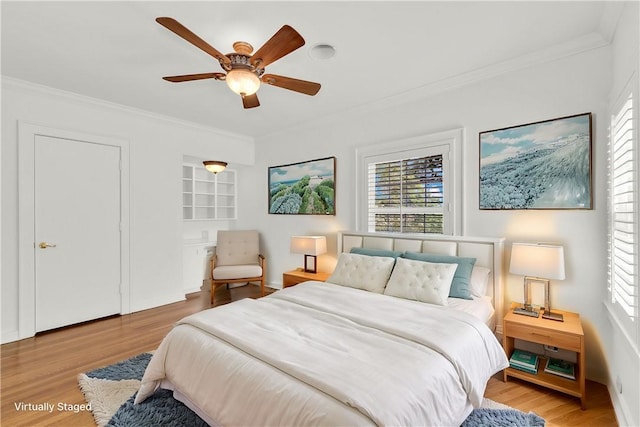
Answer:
[{"xmin": 182, "ymin": 164, "xmax": 237, "ymax": 221}]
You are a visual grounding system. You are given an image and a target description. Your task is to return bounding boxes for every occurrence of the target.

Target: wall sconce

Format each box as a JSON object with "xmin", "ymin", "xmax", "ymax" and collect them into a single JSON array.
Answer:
[
  {"xmin": 510, "ymin": 242, "xmax": 566, "ymax": 321},
  {"xmin": 203, "ymin": 161, "xmax": 227, "ymax": 174},
  {"xmin": 290, "ymin": 236, "xmax": 327, "ymax": 273}
]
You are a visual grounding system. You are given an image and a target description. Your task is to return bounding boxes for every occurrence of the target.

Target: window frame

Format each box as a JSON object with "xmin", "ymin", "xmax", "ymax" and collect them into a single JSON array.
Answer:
[
  {"xmin": 356, "ymin": 128, "xmax": 463, "ymax": 235},
  {"xmin": 607, "ymin": 74, "xmax": 639, "ymax": 348}
]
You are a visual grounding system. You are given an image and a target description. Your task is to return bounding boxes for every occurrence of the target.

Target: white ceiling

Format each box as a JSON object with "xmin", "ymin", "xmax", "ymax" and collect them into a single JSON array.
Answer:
[{"xmin": 1, "ymin": 1, "xmax": 614, "ymax": 138}]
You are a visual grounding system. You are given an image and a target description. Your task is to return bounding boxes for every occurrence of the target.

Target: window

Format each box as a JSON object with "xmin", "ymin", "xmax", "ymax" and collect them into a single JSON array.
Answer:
[
  {"xmin": 357, "ymin": 129, "xmax": 462, "ymax": 235},
  {"xmin": 368, "ymin": 154, "xmax": 444, "ymax": 233},
  {"xmin": 608, "ymin": 89, "xmax": 638, "ymax": 337}
]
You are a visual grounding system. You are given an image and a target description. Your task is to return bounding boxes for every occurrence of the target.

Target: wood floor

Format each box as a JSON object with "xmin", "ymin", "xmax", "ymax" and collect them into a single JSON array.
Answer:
[{"xmin": 2, "ymin": 285, "xmax": 617, "ymax": 426}]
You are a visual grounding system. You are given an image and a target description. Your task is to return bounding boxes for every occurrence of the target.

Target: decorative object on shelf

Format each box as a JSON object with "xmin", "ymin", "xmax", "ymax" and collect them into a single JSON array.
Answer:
[
  {"xmin": 510, "ymin": 242, "xmax": 566, "ymax": 321},
  {"xmin": 290, "ymin": 236, "xmax": 327, "ymax": 273},
  {"xmin": 203, "ymin": 161, "xmax": 227, "ymax": 174},
  {"xmin": 268, "ymin": 157, "xmax": 336, "ymax": 215},
  {"xmin": 479, "ymin": 112, "xmax": 592, "ymax": 210}
]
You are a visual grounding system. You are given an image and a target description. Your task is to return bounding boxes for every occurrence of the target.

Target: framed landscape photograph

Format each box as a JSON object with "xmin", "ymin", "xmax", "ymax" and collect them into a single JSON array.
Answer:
[
  {"xmin": 479, "ymin": 113, "xmax": 592, "ymax": 210},
  {"xmin": 268, "ymin": 156, "xmax": 336, "ymax": 215}
]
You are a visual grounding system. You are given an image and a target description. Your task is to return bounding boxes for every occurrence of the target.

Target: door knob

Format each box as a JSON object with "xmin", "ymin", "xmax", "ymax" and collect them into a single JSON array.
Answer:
[{"xmin": 39, "ymin": 242, "xmax": 57, "ymax": 249}]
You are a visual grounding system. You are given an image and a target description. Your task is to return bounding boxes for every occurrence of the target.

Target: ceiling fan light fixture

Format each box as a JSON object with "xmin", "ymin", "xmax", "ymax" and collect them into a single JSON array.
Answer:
[
  {"xmin": 203, "ymin": 160, "xmax": 228, "ymax": 174},
  {"xmin": 225, "ymin": 68, "xmax": 260, "ymax": 96}
]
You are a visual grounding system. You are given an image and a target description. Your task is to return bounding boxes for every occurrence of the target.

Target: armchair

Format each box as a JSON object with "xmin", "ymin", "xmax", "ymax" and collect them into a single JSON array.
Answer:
[{"xmin": 209, "ymin": 230, "xmax": 266, "ymax": 306}]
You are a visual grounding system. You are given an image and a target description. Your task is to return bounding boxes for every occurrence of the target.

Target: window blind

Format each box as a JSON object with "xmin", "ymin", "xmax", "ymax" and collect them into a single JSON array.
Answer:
[
  {"xmin": 367, "ymin": 155, "xmax": 444, "ymax": 234},
  {"xmin": 609, "ymin": 93, "xmax": 637, "ymax": 319}
]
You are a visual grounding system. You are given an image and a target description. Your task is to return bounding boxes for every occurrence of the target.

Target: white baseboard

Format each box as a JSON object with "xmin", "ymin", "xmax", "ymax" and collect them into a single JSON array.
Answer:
[
  {"xmin": 130, "ymin": 293, "xmax": 185, "ymax": 313},
  {"xmin": 608, "ymin": 382, "xmax": 633, "ymax": 426},
  {"xmin": 1, "ymin": 329, "xmax": 20, "ymax": 344}
]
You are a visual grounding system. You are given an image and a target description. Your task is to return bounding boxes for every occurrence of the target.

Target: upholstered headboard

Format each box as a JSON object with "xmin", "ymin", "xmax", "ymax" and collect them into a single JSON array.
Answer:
[{"xmin": 337, "ymin": 231, "xmax": 506, "ymax": 334}]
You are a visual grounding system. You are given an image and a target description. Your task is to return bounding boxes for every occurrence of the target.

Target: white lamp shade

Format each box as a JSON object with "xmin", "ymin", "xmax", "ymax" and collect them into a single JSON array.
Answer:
[
  {"xmin": 290, "ymin": 236, "xmax": 327, "ymax": 256},
  {"xmin": 510, "ymin": 243, "xmax": 565, "ymax": 280}
]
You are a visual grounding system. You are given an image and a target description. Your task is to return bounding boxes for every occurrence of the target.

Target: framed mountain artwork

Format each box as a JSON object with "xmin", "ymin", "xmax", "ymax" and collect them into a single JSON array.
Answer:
[{"xmin": 479, "ymin": 113, "xmax": 592, "ymax": 210}]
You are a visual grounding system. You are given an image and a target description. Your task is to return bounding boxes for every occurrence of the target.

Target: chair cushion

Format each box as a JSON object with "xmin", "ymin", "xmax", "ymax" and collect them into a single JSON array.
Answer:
[
  {"xmin": 213, "ymin": 265, "xmax": 263, "ymax": 280},
  {"xmin": 217, "ymin": 230, "xmax": 260, "ymax": 266}
]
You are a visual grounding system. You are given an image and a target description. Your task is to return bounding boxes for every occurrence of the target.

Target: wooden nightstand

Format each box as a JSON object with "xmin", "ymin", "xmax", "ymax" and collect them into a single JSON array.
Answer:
[
  {"xmin": 503, "ymin": 302, "xmax": 586, "ymax": 409},
  {"xmin": 282, "ymin": 269, "xmax": 331, "ymax": 288}
]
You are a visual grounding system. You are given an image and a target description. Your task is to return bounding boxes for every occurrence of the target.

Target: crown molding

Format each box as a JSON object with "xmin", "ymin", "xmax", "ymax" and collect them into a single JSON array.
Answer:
[
  {"xmin": 1, "ymin": 76, "xmax": 254, "ymax": 143},
  {"xmin": 598, "ymin": 1, "xmax": 626, "ymax": 44},
  {"xmin": 261, "ymin": 31, "xmax": 609, "ymax": 140}
]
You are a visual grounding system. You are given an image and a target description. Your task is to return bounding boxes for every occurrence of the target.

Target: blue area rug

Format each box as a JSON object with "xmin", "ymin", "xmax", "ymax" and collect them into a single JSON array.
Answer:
[
  {"xmin": 461, "ymin": 408, "xmax": 545, "ymax": 427},
  {"xmin": 81, "ymin": 354, "xmax": 545, "ymax": 427}
]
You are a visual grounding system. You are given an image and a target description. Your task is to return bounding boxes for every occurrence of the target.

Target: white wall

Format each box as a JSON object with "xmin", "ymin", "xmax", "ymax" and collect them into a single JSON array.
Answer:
[
  {"xmin": 601, "ymin": 2, "xmax": 639, "ymax": 426},
  {"xmin": 237, "ymin": 46, "xmax": 612, "ymax": 384},
  {"xmin": 1, "ymin": 78, "xmax": 254, "ymax": 343}
]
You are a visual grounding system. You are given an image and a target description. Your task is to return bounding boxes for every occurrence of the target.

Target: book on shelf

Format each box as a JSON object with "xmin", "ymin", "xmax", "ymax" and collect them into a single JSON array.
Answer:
[
  {"xmin": 509, "ymin": 361, "xmax": 538, "ymax": 374},
  {"xmin": 509, "ymin": 349, "xmax": 539, "ymax": 374},
  {"xmin": 510, "ymin": 349, "xmax": 538, "ymax": 368},
  {"xmin": 544, "ymin": 357, "xmax": 576, "ymax": 380}
]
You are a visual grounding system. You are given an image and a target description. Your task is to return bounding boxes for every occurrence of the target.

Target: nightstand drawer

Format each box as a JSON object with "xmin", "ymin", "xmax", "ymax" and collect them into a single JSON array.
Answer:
[{"xmin": 505, "ymin": 322, "xmax": 581, "ymax": 350}]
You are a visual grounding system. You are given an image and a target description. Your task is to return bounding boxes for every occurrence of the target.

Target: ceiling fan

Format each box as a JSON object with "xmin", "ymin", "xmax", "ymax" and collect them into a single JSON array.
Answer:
[{"xmin": 156, "ymin": 17, "xmax": 321, "ymax": 109}]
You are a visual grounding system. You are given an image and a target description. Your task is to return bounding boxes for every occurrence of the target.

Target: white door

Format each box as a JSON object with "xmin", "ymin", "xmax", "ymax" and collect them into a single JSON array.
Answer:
[{"xmin": 35, "ymin": 135, "xmax": 122, "ymax": 332}]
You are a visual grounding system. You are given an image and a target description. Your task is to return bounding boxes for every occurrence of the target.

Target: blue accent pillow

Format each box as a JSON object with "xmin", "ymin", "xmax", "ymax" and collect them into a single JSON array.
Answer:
[
  {"xmin": 401, "ymin": 252, "xmax": 476, "ymax": 300},
  {"xmin": 350, "ymin": 247, "xmax": 403, "ymax": 259}
]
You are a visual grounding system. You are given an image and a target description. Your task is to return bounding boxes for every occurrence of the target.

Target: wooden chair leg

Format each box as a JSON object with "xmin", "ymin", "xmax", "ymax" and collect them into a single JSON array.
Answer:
[
  {"xmin": 260, "ymin": 277, "xmax": 265, "ymax": 297},
  {"xmin": 211, "ymin": 282, "xmax": 226, "ymax": 306}
]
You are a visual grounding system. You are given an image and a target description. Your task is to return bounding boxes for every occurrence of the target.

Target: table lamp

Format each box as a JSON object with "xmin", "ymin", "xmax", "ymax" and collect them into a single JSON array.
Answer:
[
  {"xmin": 510, "ymin": 242, "xmax": 566, "ymax": 321},
  {"xmin": 290, "ymin": 236, "xmax": 327, "ymax": 274}
]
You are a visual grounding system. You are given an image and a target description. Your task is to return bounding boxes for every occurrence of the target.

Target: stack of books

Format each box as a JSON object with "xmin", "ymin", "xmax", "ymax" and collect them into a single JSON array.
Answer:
[
  {"xmin": 509, "ymin": 349, "xmax": 539, "ymax": 374},
  {"xmin": 544, "ymin": 357, "xmax": 576, "ymax": 380}
]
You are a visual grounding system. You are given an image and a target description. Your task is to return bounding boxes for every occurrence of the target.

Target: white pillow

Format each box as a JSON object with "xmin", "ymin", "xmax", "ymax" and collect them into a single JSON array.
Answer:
[
  {"xmin": 383, "ymin": 257, "xmax": 457, "ymax": 305},
  {"xmin": 326, "ymin": 253, "xmax": 396, "ymax": 293},
  {"xmin": 469, "ymin": 266, "xmax": 491, "ymax": 297}
]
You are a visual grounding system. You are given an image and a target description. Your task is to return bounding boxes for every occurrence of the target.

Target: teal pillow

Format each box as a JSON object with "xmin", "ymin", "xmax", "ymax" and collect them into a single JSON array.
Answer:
[
  {"xmin": 401, "ymin": 252, "xmax": 476, "ymax": 300},
  {"xmin": 350, "ymin": 247, "xmax": 403, "ymax": 259}
]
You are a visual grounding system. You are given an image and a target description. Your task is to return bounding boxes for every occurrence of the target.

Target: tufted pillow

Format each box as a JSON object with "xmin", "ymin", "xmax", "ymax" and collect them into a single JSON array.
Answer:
[
  {"xmin": 402, "ymin": 252, "xmax": 476, "ymax": 300},
  {"xmin": 326, "ymin": 253, "xmax": 396, "ymax": 293},
  {"xmin": 350, "ymin": 247, "xmax": 403, "ymax": 259},
  {"xmin": 383, "ymin": 258, "xmax": 457, "ymax": 306}
]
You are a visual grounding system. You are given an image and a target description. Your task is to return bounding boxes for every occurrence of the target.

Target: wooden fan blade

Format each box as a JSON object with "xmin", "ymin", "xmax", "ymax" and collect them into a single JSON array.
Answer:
[
  {"xmin": 156, "ymin": 17, "xmax": 230, "ymax": 65},
  {"xmin": 261, "ymin": 74, "xmax": 321, "ymax": 96},
  {"xmin": 163, "ymin": 72, "xmax": 225, "ymax": 82},
  {"xmin": 242, "ymin": 93, "xmax": 260, "ymax": 109},
  {"xmin": 250, "ymin": 25, "xmax": 305, "ymax": 68}
]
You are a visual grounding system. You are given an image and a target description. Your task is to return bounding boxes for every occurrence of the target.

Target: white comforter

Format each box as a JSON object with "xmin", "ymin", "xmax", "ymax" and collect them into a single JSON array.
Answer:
[{"xmin": 136, "ymin": 281, "xmax": 508, "ymax": 426}]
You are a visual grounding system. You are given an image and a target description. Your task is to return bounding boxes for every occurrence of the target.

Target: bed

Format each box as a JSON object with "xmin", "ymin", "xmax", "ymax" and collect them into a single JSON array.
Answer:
[{"xmin": 135, "ymin": 231, "xmax": 509, "ymax": 426}]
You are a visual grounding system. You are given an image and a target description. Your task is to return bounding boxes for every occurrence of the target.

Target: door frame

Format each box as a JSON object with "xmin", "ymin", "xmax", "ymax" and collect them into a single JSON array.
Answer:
[{"xmin": 18, "ymin": 122, "xmax": 130, "ymax": 339}]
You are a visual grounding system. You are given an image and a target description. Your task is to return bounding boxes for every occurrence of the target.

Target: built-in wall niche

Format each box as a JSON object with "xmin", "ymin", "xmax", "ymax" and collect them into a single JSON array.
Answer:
[{"xmin": 182, "ymin": 163, "xmax": 237, "ymax": 220}]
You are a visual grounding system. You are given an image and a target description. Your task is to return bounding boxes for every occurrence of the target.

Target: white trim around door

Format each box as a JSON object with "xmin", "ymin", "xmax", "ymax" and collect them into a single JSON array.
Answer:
[{"xmin": 17, "ymin": 122, "xmax": 130, "ymax": 339}]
